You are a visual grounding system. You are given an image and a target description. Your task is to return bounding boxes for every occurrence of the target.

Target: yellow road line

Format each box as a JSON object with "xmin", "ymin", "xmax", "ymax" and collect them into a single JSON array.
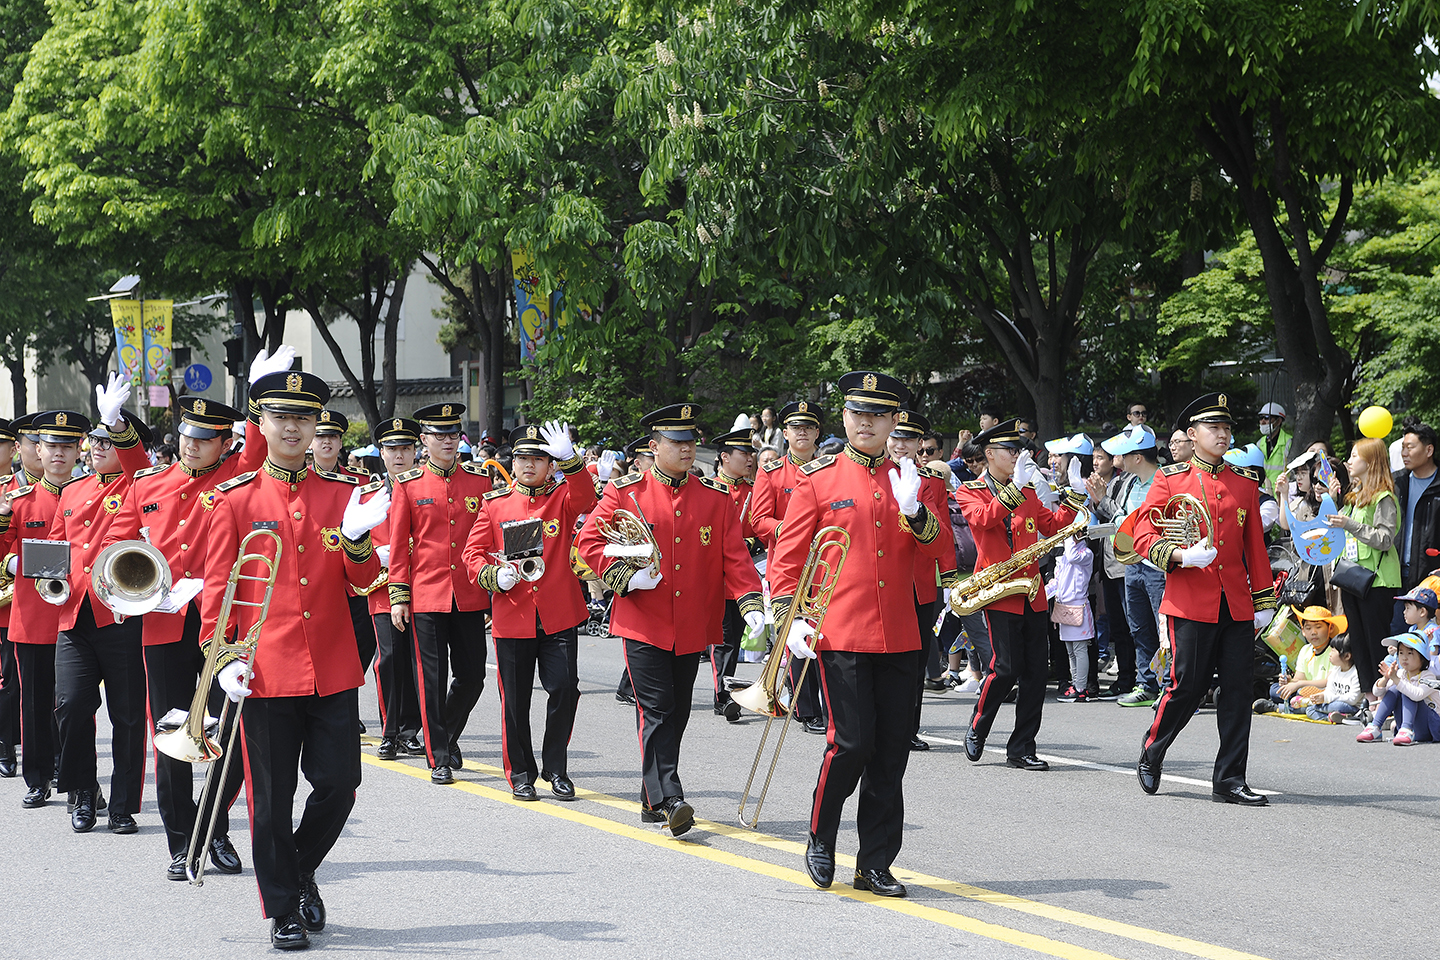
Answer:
[{"xmin": 361, "ymin": 748, "xmax": 1271, "ymax": 960}]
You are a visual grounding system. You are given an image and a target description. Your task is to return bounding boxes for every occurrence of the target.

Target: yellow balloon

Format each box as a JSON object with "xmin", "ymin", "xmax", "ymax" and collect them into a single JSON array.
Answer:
[{"xmin": 1357, "ymin": 406, "xmax": 1393, "ymax": 439}]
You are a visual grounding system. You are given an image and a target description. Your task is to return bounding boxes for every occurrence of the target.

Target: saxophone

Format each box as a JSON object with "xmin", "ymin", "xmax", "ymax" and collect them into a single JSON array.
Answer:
[{"xmin": 948, "ymin": 506, "xmax": 1090, "ymax": 616}]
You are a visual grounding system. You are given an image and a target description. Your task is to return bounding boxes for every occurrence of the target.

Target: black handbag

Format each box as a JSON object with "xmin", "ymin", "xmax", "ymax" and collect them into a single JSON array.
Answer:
[{"xmin": 1331, "ymin": 558, "xmax": 1377, "ymax": 598}]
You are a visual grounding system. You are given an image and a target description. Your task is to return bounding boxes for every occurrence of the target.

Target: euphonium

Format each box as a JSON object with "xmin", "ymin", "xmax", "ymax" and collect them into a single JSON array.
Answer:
[{"xmin": 949, "ymin": 507, "xmax": 1090, "ymax": 616}]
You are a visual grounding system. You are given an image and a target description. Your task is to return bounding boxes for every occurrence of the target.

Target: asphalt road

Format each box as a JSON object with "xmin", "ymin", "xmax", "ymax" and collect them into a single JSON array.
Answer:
[{"xmin": 1, "ymin": 634, "xmax": 1431, "ymax": 959}]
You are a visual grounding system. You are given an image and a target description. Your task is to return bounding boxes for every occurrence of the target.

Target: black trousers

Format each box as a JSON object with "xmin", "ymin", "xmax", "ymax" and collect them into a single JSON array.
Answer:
[
  {"xmin": 1102, "ymin": 573, "xmax": 1136, "ymax": 691},
  {"xmin": 787, "ymin": 648, "xmax": 824, "ymax": 721},
  {"xmin": 623, "ymin": 639, "xmax": 700, "ymax": 807},
  {"xmin": 1140, "ymin": 603, "xmax": 1254, "ymax": 790},
  {"xmin": 240, "ymin": 689, "xmax": 360, "ymax": 919},
  {"xmin": 144, "ymin": 606, "xmax": 243, "ymax": 856},
  {"xmin": 494, "ymin": 621, "xmax": 580, "ymax": 787},
  {"xmin": 912, "ymin": 597, "xmax": 937, "ymax": 737},
  {"xmin": 348, "ymin": 594, "xmax": 377, "ymax": 674},
  {"xmin": 372, "ymin": 613, "xmax": 421, "ymax": 740},
  {"xmin": 13, "ymin": 641, "xmax": 58, "ymax": 789},
  {"xmin": 616, "ymin": 669, "xmax": 634, "ymax": 700},
  {"xmin": 0, "ymin": 629, "xmax": 20, "ymax": 756},
  {"xmin": 710, "ymin": 600, "xmax": 742, "ymax": 708},
  {"xmin": 1341, "ymin": 586, "xmax": 1398, "ymax": 692},
  {"xmin": 54, "ymin": 599, "xmax": 147, "ymax": 812},
  {"xmin": 811, "ymin": 649, "xmax": 918, "ymax": 871},
  {"xmin": 969, "ymin": 607, "xmax": 1048, "ymax": 758},
  {"xmin": 412, "ymin": 606, "xmax": 487, "ymax": 766}
]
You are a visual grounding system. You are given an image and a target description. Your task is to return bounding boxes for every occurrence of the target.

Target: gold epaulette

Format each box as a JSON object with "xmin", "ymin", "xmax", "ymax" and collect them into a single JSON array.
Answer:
[
  {"xmin": 9, "ymin": 484, "xmax": 34, "ymax": 499},
  {"xmin": 315, "ymin": 469, "xmax": 359, "ymax": 485},
  {"xmin": 1231, "ymin": 464, "xmax": 1262, "ymax": 483},
  {"xmin": 698, "ymin": 476, "xmax": 729, "ymax": 494},
  {"xmin": 460, "ymin": 461, "xmax": 489, "ymax": 476},
  {"xmin": 483, "ymin": 488, "xmax": 507, "ymax": 500},
  {"xmin": 358, "ymin": 479, "xmax": 385, "ymax": 495},
  {"xmin": 395, "ymin": 468, "xmax": 425, "ymax": 483},
  {"xmin": 613, "ymin": 472, "xmax": 644, "ymax": 488},
  {"xmin": 1161, "ymin": 462, "xmax": 1190, "ymax": 476},
  {"xmin": 762, "ymin": 459, "xmax": 785, "ymax": 473},
  {"xmin": 800, "ymin": 455, "xmax": 836, "ymax": 475},
  {"xmin": 917, "ymin": 464, "xmax": 939, "ymax": 479},
  {"xmin": 216, "ymin": 471, "xmax": 258, "ymax": 493},
  {"xmin": 963, "ymin": 479, "xmax": 988, "ymax": 489},
  {"xmin": 135, "ymin": 464, "xmax": 169, "ymax": 479}
]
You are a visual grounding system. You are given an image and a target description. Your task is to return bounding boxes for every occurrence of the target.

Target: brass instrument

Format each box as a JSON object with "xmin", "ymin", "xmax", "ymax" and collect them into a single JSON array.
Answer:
[
  {"xmin": 351, "ymin": 568, "xmax": 390, "ymax": 597},
  {"xmin": 154, "ymin": 529, "xmax": 282, "ymax": 885},
  {"xmin": 92, "ymin": 540, "xmax": 172, "ymax": 619},
  {"xmin": 0, "ymin": 568, "xmax": 12, "ymax": 609},
  {"xmin": 491, "ymin": 553, "xmax": 545, "ymax": 582},
  {"xmin": 949, "ymin": 507, "xmax": 1090, "ymax": 616},
  {"xmin": 596, "ymin": 499, "xmax": 661, "ymax": 577},
  {"xmin": 736, "ymin": 526, "xmax": 849, "ymax": 829},
  {"xmin": 1147, "ymin": 492, "xmax": 1214, "ymax": 550},
  {"xmin": 36, "ymin": 577, "xmax": 71, "ymax": 605}
]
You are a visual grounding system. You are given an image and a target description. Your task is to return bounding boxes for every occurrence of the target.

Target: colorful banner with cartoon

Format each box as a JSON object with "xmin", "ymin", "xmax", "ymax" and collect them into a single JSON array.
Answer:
[
  {"xmin": 512, "ymin": 249, "xmax": 564, "ymax": 361},
  {"xmin": 141, "ymin": 299, "xmax": 174, "ymax": 406},
  {"xmin": 108, "ymin": 299, "xmax": 145, "ymax": 391}
]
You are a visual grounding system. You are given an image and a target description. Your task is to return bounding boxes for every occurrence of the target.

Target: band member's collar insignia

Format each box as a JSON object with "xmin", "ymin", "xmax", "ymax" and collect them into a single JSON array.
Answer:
[
  {"xmin": 39, "ymin": 477, "xmax": 66, "ymax": 495},
  {"xmin": 181, "ymin": 460, "xmax": 221, "ymax": 479},
  {"xmin": 23, "ymin": 469, "xmax": 41, "ymax": 485},
  {"xmin": 263, "ymin": 460, "xmax": 308, "ymax": 484},
  {"xmin": 1190, "ymin": 456, "xmax": 1225, "ymax": 476},
  {"xmin": 843, "ymin": 443, "xmax": 887, "ymax": 469},
  {"xmin": 786, "ymin": 452, "xmax": 809, "ymax": 468},
  {"xmin": 97, "ymin": 471, "xmax": 122, "ymax": 486},
  {"xmin": 716, "ymin": 471, "xmax": 748, "ymax": 486},
  {"xmin": 426, "ymin": 458, "xmax": 458, "ymax": 478},
  {"xmin": 514, "ymin": 480, "xmax": 546, "ymax": 496},
  {"xmin": 650, "ymin": 464, "xmax": 688, "ymax": 488}
]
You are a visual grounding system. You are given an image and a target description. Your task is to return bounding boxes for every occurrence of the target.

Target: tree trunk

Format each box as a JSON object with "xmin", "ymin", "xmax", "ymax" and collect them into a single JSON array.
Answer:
[
  {"xmin": 301, "ymin": 295, "xmax": 381, "ymax": 431},
  {"xmin": 6, "ymin": 356, "xmax": 26, "ymax": 418},
  {"xmin": 380, "ymin": 265, "xmax": 408, "ymax": 419}
]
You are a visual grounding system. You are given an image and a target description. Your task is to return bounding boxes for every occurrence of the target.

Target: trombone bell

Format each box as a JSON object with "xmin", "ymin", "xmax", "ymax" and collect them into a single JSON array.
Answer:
[{"xmin": 154, "ymin": 726, "xmax": 224, "ymax": 764}]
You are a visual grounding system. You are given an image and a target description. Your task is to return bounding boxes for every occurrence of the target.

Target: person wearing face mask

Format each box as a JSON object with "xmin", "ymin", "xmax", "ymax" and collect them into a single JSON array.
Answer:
[{"xmin": 1257, "ymin": 402, "xmax": 1293, "ymax": 495}]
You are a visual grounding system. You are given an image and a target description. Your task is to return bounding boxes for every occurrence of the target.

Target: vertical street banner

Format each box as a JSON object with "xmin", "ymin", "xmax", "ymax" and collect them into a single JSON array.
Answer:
[
  {"xmin": 512, "ymin": 249, "xmax": 564, "ymax": 361},
  {"xmin": 108, "ymin": 299, "xmax": 145, "ymax": 392},
  {"xmin": 141, "ymin": 299, "xmax": 174, "ymax": 406}
]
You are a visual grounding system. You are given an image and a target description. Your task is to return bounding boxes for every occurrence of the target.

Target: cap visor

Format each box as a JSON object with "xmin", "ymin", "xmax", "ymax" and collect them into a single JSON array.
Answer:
[
  {"xmin": 37, "ymin": 433, "xmax": 81, "ymax": 444},
  {"xmin": 379, "ymin": 437, "xmax": 416, "ymax": 447},
  {"xmin": 178, "ymin": 422, "xmax": 227, "ymax": 440},
  {"xmin": 844, "ymin": 400, "xmax": 894, "ymax": 413},
  {"xmin": 656, "ymin": 429, "xmax": 697, "ymax": 441},
  {"xmin": 257, "ymin": 402, "xmax": 319, "ymax": 416}
]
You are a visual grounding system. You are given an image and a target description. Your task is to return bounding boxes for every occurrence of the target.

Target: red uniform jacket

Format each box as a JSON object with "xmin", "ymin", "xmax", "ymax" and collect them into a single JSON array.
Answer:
[
  {"xmin": 386, "ymin": 459, "xmax": 492, "ymax": 612},
  {"xmin": 104, "ymin": 437, "xmax": 267, "ymax": 646},
  {"xmin": 202, "ymin": 462, "xmax": 381, "ymax": 698},
  {"xmin": 750, "ymin": 453, "xmax": 806, "ymax": 551},
  {"xmin": 1131, "ymin": 459, "xmax": 1277, "ymax": 623},
  {"xmin": 955, "ymin": 475, "xmax": 1084, "ymax": 615},
  {"xmin": 0, "ymin": 478, "xmax": 69, "ymax": 645},
  {"xmin": 769, "ymin": 447, "xmax": 951, "ymax": 653},
  {"xmin": 0, "ymin": 469, "xmax": 40, "ymax": 633},
  {"xmin": 462, "ymin": 456, "xmax": 597, "ymax": 638},
  {"xmin": 912, "ymin": 471, "xmax": 959, "ymax": 605},
  {"xmin": 716, "ymin": 471, "xmax": 760, "ymax": 546},
  {"xmin": 575, "ymin": 467, "xmax": 762, "ymax": 654}
]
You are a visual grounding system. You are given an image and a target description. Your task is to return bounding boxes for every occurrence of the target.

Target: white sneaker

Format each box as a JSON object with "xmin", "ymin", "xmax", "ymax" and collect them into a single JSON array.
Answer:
[{"xmin": 956, "ymin": 678, "xmax": 981, "ymax": 694}]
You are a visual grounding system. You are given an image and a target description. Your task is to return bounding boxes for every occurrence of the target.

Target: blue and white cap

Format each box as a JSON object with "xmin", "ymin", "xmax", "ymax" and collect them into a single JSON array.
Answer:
[
  {"xmin": 1044, "ymin": 433, "xmax": 1093, "ymax": 456},
  {"xmin": 1223, "ymin": 442, "xmax": 1265, "ymax": 471},
  {"xmin": 1100, "ymin": 425, "xmax": 1156, "ymax": 456}
]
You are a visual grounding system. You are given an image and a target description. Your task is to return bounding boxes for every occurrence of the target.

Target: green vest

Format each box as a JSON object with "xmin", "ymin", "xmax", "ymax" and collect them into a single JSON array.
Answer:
[
  {"xmin": 1342, "ymin": 492, "xmax": 1402, "ymax": 589},
  {"xmin": 1262, "ymin": 427, "xmax": 1293, "ymax": 495}
]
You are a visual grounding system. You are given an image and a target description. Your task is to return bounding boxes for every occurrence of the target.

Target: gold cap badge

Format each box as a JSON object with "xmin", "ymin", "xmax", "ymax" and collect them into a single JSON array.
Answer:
[
  {"xmin": 681, "ymin": 405, "xmax": 692, "ymax": 420},
  {"xmin": 286, "ymin": 373, "xmax": 302, "ymax": 392},
  {"xmin": 56, "ymin": 413, "xmax": 67, "ymax": 426},
  {"xmin": 194, "ymin": 400, "xmax": 206, "ymax": 416},
  {"xmin": 863, "ymin": 373, "xmax": 877, "ymax": 391}
]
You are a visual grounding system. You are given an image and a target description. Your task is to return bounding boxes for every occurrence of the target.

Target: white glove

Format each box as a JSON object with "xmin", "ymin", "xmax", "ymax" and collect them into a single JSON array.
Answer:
[
  {"xmin": 495, "ymin": 566, "xmax": 519, "ymax": 591},
  {"xmin": 217, "ymin": 661, "xmax": 252, "ymax": 703},
  {"xmin": 597, "ymin": 450, "xmax": 618, "ymax": 481},
  {"xmin": 626, "ymin": 566, "xmax": 663, "ymax": 592},
  {"xmin": 248, "ymin": 344, "xmax": 297, "ymax": 384},
  {"xmin": 1066, "ymin": 456, "xmax": 1084, "ymax": 492},
  {"xmin": 1035, "ymin": 480, "xmax": 1060, "ymax": 509},
  {"xmin": 5, "ymin": 555, "xmax": 17, "ymax": 575},
  {"xmin": 341, "ymin": 486, "xmax": 391, "ymax": 541},
  {"xmin": 785, "ymin": 619, "xmax": 818, "ymax": 659},
  {"xmin": 538, "ymin": 420, "xmax": 575, "ymax": 461},
  {"xmin": 1013, "ymin": 451, "xmax": 1039, "ymax": 488},
  {"xmin": 1253, "ymin": 609, "xmax": 1275, "ymax": 631},
  {"xmin": 743, "ymin": 610, "xmax": 764, "ymax": 634},
  {"xmin": 1177, "ymin": 543, "xmax": 1218, "ymax": 569},
  {"xmin": 376, "ymin": 544, "xmax": 391, "ymax": 567},
  {"xmin": 888, "ymin": 457, "xmax": 921, "ymax": 516},
  {"xmin": 95, "ymin": 372, "xmax": 130, "ymax": 428}
]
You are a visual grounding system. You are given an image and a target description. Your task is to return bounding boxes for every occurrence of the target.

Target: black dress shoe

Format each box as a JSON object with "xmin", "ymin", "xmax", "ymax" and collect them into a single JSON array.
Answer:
[
  {"xmin": 357, "ymin": 719, "xmax": 366, "ymax": 735},
  {"xmin": 430, "ymin": 765, "xmax": 454, "ymax": 785},
  {"xmin": 853, "ymin": 867, "xmax": 907, "ymax": 897},
  {"xmin": 401, "ymin": 735, "xmax": 426, "ymax": 756},
  {"xmin": 448, "ymin": 744, "xmax": 464, "ymax": 769},
  {"xmin": 0, "ymin": 754, "xmax": 16, "ymax": 778},
  {"xmin": 298, "ymin": 872, "xmax": 325, "ymax": 931},
  {"xmin": 804, "ymin": 717, "xmax": 827, "ymax": 735},
  {"xmin": 909, "ymin": 736, "xmax": 930, "ymax": 751},
  {"xmin": 640, "ymin": 804, "xmax": 666, "ymax": 824},
  {"xmin": 376, "ymin": 737, "xmax": 399, "ymax": 760},
  {"xmin": 108, "ymin": 813, "xmax": 138, "ymax": 834},
  {"xmin": 721, "ymin": 700, "xmax": 742, "ymax": 722},
  {"xmin": 615, "ymin": 690, "xmax": 636, "ymax": 705},
  {"xmin": 963, "ymin": 731, "xmax": 984, "ymax": 762},
  {"xmin": 512, "ymin": 783, "xmax": 539, "ymax": 801},
  {"xmin": 71, "ymin": 789, "xmax": 97, "ymax": 833},
  {"xmin": 548, "ymin": 775, "xmax": 576, "ymax": 801},
  {"xmin": 21, "ymin": 784, "xmax": 50, "ymax": 808},
  {"xmin": 805, "ymin": 834, "xmax": 835, "ymax": 888},
  {"xmin": 660, "ymin": 797, "xmax": 694, "ymax": 837},
  {"xmin": 1137, "ymin": 758, "xmax": 1162, "ymax": 795},
  {"xmin": 167, "ymin": 852, "xmax": 189, "ymax": 881},
  {"xmin": 1006, "ymin": 754, "xmax": 1049, "ymax": 771},
  {"xmin": 1212, "ymin": 784, "xmax": 1268, "ymax": 806},
  {"xmin": 67, "ymin": 785, "xmax": 105, "ymax": 813},
  {"xmin": 270, "ymin": 912, "xmax": 310, "ymax": 950},
  {"xmin": 210, "ymin": 835, "xmax": 243, "ymax": 873}
]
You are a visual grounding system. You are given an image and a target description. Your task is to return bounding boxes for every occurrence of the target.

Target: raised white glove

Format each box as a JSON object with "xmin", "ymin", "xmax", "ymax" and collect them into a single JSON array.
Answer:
[
  {"xmin": 1177, "ymin": 543, "xmax": 1218, "ymax": 569},
  {"xmin": 597, "ymin": 450, "xmax": 618, "ymax": 481},
  {"xmin": 627, "ymin": 566, "xmax": 663, "ymax": 592},
  {"xmin": 743, "ymin": 610, "xmax": 764, "ymax": 634},
  {"xmin": 888, "ymin": 457, "xmax": 921, "ymax": 516},
  {"xmin": 1013, "ymin": 451, "xmax": 1039, "ymax": 488},
  {"xmin": 375, "ymin": 544, "xmax": 391, "ymax": 567},
  {"xmin": 538, "ymin": 419, "xmax": 575, "ymax": 460},
  {"xmin": 217, "ymin": 661, "xmax": 252, "ymax": 703},
  {"xmin": 1035, "ymin": 480, "xmax": 1060, "ymax": 509},
  {"xmin": 1253, "ymin": 609, "xmax": 1275, "ymax": 631},
  {"xmin": 1066, "ymin": 456, "xmax": 1084, "ymax": 492},
  {"xmin": 495, "ymin": 566, "xmax": 519, "ymax": 591},
  {"xmin": 785, "ymin": 619, "xmax": 818, "ymax": 659},
  {"xmin": 95, "ymin": 372, "xmax": 130, "ymax": 428},
  {"xmin": 341, "ymin": 486, "xmax": 391, "ymax": 541},
  {"xmin": 248, "ymin": 344, "xmax": 297, "ymax": 384}
]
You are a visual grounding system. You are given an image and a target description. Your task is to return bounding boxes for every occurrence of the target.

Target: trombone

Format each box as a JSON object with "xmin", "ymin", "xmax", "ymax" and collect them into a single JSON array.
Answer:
[
  {"xmin": 735, "ymin": 525, "xmax": 849, "ymax": 829},
  {"xmin": 153, "ymin": 529, "xmax": 283, "ymax": 885}
]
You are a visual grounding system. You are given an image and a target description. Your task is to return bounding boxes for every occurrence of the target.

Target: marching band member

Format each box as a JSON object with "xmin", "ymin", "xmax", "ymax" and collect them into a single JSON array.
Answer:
[
  {"xmin": 956, "ymin": 418, "xmax": 1085, "ymax": 772},
  {"xmin": 463, "ymin": 421, "xmax": 596, "ymax": 801},
  {"xmin": 0, "ymin": 415, "xmax": 33, "ymax": 779},
  {"xmin": 612, "ymin": 436, "xmax": 654, "ymax": 706},
  {"xmin": 49, "ymin": 377, "xmax": 153, "ymax": 835},
  {"xmin": 770, "ymin": 371, "xmax": 950, "ymax": 897},
  {"xmin": 1132, "ymin": 392, "xmax": 1276, "ymax": 805},
  {"xmin": 750, "ymin": 400, "xmax": 826, "ymax": 733},
  {"xmin": 576, "ymin": 403, "xmax": 763, "ymax": 836},
  {"xmin": 0, "ymin": 409, "xmax": 93, "ymax": 808},
  {"xmin": 886, "ymin": 408, "xmax": 959, "ymax": 752},
  {"xmin": 708, "ymin": 427, "xmax": 759, "ymax": 722},
  {"xmin": 362, "ymin": 417, "xmax": 425, "ymax": 761},
  {"xmin": 386, "ymin": 402, "xmax": 493, "ymax": 784},
  {"xmin": 202, "ymin": 371, "xmax": 387, "ymax": 949}
]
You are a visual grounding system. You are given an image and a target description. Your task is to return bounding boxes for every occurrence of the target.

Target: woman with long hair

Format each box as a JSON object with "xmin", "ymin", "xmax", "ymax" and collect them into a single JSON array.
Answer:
[{"xmin": 1326, "ymin": 438, "xmax": 1401, "ymax": 690}]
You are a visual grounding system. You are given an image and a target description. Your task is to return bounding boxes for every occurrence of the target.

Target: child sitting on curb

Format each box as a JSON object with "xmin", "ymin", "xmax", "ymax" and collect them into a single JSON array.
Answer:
[
  {"xmin": 1357, "ymin": 632, "xmax": 1440, "ymax": 744},
  {"xmin": 1305, "ymin": 633, "xmax": 1363, "ymax": 722},
  {"xmin": 1254, "ymin": 605, "xmax": 1344, "ymax": 715}
]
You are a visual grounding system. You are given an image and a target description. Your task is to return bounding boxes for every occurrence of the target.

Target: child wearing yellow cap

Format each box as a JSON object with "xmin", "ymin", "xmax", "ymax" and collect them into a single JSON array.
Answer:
[{"xmin": 1253, "ymin": 606, "xmax": 1346, "ymax": 715}]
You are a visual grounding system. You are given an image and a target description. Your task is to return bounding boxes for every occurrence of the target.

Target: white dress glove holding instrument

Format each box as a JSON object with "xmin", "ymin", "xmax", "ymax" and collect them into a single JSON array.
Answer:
[
  {"xmin": 627, "ymin": 566, "xmax": 662, "ymax": 592},
  {"xmin": 1177, "ymin": 543, "xmax": 1218, "ymax": 569},
  {"xmin": 888, "ymin": 457, "xmax": 921, "ymax": 516},
  {"xmin": 217, "ymin": 661, "xmax": 252, "ymax": 703},
  {"xmin": 95, "ymin": 372, "xmax": 131, "ymax": 428},
  {"xmin": 494, "ymin": 566, "xmax": 520, "ymax": 592},
  {"xmin": 785, "ymin": 619, "xmax": 818, "ymax": 660},
  {"xmin": 742, "ymin": 610, "xmax": 765, "ymax": 634},
  {"xmin": 341, "ymin": 487, "xmax": 391, "ymax": 542}
]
